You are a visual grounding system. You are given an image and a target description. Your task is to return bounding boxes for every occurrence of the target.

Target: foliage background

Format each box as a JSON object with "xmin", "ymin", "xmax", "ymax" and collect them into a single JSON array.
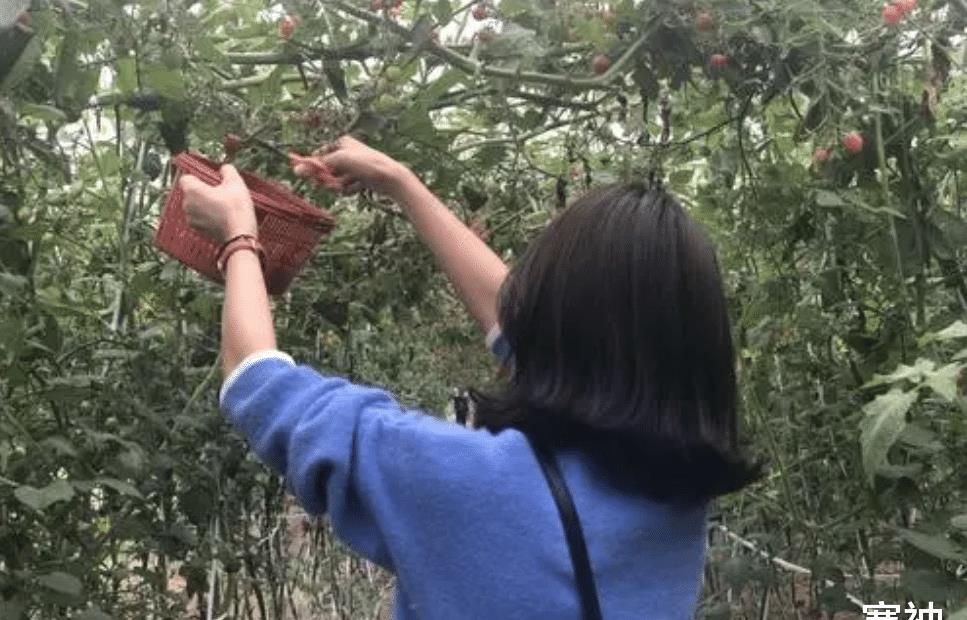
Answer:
[{"xmin": 1, "ymin": 0, "xmax": 966, "ymax": 617}]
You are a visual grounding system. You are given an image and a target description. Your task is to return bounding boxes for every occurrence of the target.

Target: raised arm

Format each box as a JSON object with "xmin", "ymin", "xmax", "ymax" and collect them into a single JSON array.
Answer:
[
  {"xmin": 175, "ymin": 160, "xmax": 520, "ymax": 575},
  {"xmin": 293, "ymin": 137, "xmax": 509, "ymax": 335},
  {"xmin": 391, "ymin": 168, "xmax": 508, "ymax": 334},
  {"xmin": 178, "ymin": 164, "xmax": 276, "ymax": 378}
]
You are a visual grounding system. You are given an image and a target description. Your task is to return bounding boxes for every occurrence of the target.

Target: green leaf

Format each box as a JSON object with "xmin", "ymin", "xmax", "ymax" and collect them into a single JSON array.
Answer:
[
  {"xmin": 484, "ymin": 23, "xmax": 545, "ymax": 63},
  {"xmin": 923, "ymin": 363, "xmax": 962, "ymax": 402},
  {"xmin": 720, "ymin": 556, "xmax": 753, "ymax": 589},
  {"xmin": 897, "ymin": 528, "xmax": 967, "ymax": 562},
  {"xmin": 95, "ymin": 477, "xmax": 144, "ymax": 500},
  {"xmin": 875, "ymin": 463, "xmax": 922, "ymax": 479},
  {"xmin": 19, "ymin": 103, "xmax": 67, "ymax": 123},
  {"xmin": 0, "ymin": 273, "xmax": 28, "ymax": 297},
  {"xmin": 900, "ymin": 569, "xmax": 967, "ymax": 602},
  {"xmin": 167, "ymin": 522, "xmax": 198, "ymax": 546},
  {"xmin": 117, "ymin": 448, "xmax": 145, "ymax": 476},
  {"xmin": 116, "ymin": 57, "xmax": 137, "ymax": 94},
  {"xmin": 929, "ymin": 210, "xmax": 967, "ymax": 259},
  {"xmin": 37, "ymin": 571, "xmax": 83, "ymax": 596},
  {"xmin": 951, "ymin": 515, "xmax": 967, "ymax": 531},
  {"xmin": 397, "ymin": 107, "xmax": 441, "ymax": 147},
  {"xmin": 473, "ymin": 145, "xmax": 507, "ymax": 169},
  {"xmin": 0, "ymin": 597, "xmax": 27, "ymax": 620},
  {"xmin": 815, "ymin": 189, "xmax": 846, "ymax": 207},
  {"xmin": 863, "ymin": 359, "xmax": 934, "ymax": 389},
  {"xmin": 416, "ymin": 69, "xmax": 464, "ymax": 107},
  {"xmin": 697, "ymin": 602, "xmax": 731, "ymax": 619},
  {"xmin": 179, "ymin": 486, "xmax": 214, "ymax": 526},
  {"xmin": 859, "ymin": 389, "xmax": 916, "ymax": 485},
  {"xmin": 0, "ymin": 37, "xmax": 43, "ymax": 94},
  {"xmin": 571, "ymin": 14, "xmax": 608, "ymax": 48},
  {"xmin": 40, "ymin": 436, "xmax": 78, "ymax": 457},
  {"xmin": 923, "ymin": 320, "xmax": 967, "ymax": 343},
  {"xmin": 898, "ymin": 424, "xmax": 942, "ymax": 452},
  {"xmin": 431, "ymin": 0, "xmax": 453, "ymax": 24},
  {"xmin": 14, "ymin": 479, "xmax": 75, "ymax": 512},
  {"xmin": 500, "ymin": 0, "xmax": 539, "ymax": 17},
  {"xmin": 142, "ymin": 66, "xmax": 186, "ymax": 100}
]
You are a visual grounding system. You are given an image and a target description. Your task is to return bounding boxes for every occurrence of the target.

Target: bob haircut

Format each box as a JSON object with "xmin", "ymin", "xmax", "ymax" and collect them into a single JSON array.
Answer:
[{"xmin": 472, "ymin": 182, "xmax": 761, "ymax": 502}]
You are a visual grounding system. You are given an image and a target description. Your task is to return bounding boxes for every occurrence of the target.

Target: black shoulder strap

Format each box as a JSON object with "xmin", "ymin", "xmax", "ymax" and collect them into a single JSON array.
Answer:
[{"xmin": 527, "ymin": 437, "xmax": 603, "ymax": 620}]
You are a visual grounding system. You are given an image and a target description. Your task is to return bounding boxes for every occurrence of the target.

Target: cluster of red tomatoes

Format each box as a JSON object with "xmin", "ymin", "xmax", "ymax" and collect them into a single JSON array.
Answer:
[{"xmin": 812, "ymin": 132, "xmax": 866, "ymax": 168}]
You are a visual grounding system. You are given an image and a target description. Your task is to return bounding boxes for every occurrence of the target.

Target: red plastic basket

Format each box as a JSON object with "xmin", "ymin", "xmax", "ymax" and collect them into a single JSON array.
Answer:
[{"xmin": 154, "ymin": 152, "xmax": 336, "ymax": 295}]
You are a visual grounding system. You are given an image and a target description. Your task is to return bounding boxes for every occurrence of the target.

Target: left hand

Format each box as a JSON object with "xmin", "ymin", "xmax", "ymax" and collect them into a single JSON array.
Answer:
[{"xmin": 180, "ymin": 164, "xmax": 258, "ymax": 244}]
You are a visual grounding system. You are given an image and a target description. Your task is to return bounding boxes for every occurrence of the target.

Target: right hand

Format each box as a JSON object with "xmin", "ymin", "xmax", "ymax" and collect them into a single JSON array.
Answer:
[
  {"xmin": 180, "ymin": 164, "xmax": 258, "ymax": 245},
  {"xmin": 291, "ymin": 136, "xmax": 410, "ymax": 198}
]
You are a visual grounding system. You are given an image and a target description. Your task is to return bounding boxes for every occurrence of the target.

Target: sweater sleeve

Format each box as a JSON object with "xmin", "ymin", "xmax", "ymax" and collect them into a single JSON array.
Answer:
[{"xmin": 218, "ymin": 357, "xmax": 515, "ymax": 571}]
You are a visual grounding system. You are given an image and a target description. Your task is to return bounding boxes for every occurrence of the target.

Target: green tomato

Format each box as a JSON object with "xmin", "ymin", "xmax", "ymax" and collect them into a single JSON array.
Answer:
[
  {"xmin": 375, "ymin": 94, "xmax": 398, "ymax": 111},
  {"xmin": 385, "ymin": 66, "xmax": 403, "ymax": 82}
]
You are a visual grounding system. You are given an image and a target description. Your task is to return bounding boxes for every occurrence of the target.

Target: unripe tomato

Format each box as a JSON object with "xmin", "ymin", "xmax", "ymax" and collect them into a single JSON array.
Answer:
[{"xmin": 375, "ymin": 94, "xmax": 398, "ymax": 111}]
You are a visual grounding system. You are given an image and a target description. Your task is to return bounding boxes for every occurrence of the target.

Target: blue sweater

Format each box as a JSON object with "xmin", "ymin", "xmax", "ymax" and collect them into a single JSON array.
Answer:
[{"xmin": 219, "ymin": 333, "xmax": 708, "ymax": 619}]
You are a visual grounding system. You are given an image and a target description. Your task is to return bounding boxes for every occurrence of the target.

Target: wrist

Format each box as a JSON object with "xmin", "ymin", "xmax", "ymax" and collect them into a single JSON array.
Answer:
[
  {"xmin": 217, "ymin": 234, "xmax": 266, "ymax": 277},
  {"xmin": 221, "ymin": 222, "xmax": 258, "ymax": 244},
  {"xmin": 224, "ymin": 246, "xmax": 261, "ymax": 270},
  {"xmin": 386, "ymin": 163, "xmax": 418, "ymax": 200}
]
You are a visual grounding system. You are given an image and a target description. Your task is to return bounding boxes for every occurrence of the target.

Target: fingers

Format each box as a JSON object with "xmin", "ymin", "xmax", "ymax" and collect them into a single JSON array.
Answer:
[
  {"xmin": 312, "ymin": 134, "xmax": 359, "ymax": 156},
  {"xmin": 289, "ymin": 153, "xmax": 330, "ymax": 177},
  {"xmin": 341, "ymin": 181, "xmax": 363, "ymax": 195},
  {"xmin": 319, "ymin": 172, "xmax": 352, "ymax": 191},
  {"xmin": 289, "ymin": 149, "xmax": 360, "ymax": 193},
  {"xmin": 179, "ymin": 174, "xmax": 217, "ymax": 206},
  {"xmin": 290, "ymin": 152, "xmax": 348, "ymax": 190},
  {"xmin": 318, "ymin": 150, "xmax": 351, "ymax": 176},
  {"xmin": 313, "ymin": 141, "xmax": 341, "ymax": 156},
  {"xmin": 219, "ymin": 164, "xmax": 244, "ymax": 187},
  {"xmin": 338, "ymin": 135, "xmax": 362, "ymax": 148}
]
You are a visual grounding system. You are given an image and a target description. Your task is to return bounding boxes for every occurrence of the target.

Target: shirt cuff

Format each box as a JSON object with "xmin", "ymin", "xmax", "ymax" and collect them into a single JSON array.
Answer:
[{"xmin": 219, "ymin": 350, "xmax": 296, "ymax": 406}]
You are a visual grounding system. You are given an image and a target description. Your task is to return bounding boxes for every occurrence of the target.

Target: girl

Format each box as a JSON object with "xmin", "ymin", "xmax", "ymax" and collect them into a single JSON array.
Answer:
[{"xmin": 179, "ymin": 136, "xmax": 760, "ymax": 619}]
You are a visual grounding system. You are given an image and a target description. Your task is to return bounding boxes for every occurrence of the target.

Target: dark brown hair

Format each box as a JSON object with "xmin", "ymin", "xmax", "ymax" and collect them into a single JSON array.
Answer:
[{"xmin": 472, "ymin": 183, "xmax": 761, "ymax": 502}]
